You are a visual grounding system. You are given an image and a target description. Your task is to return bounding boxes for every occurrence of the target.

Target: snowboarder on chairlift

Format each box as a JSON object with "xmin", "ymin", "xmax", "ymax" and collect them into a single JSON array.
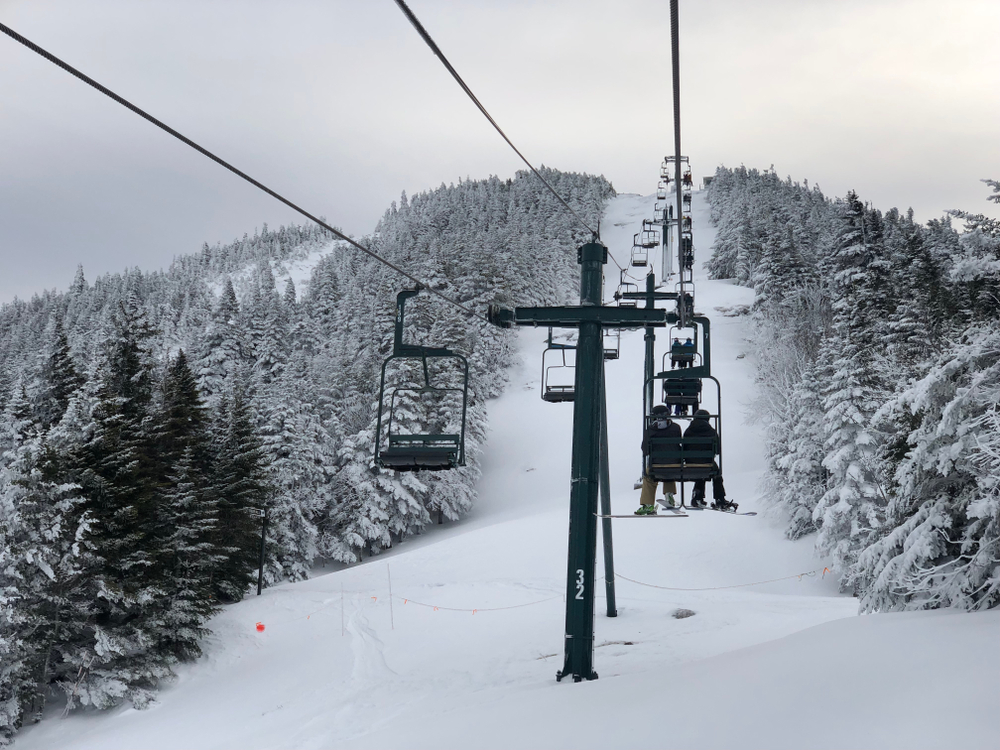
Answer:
[
  {"xmin": 636, "ymin": 405, "xmax": 679, "ymax": 515},
  {"xmin": 682, "ymin": 410, "xmax": 737, "ymax": 511}
]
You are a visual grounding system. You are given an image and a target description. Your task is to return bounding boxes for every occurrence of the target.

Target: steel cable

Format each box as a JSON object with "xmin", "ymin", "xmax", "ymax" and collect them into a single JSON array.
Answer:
[
  {"xmin": 0, "ymin": 20, "xmax": 478, "ymax": 318},
  {"xmin": 391, "ymin": 0, "xmax": 627, "ymax": 272}
]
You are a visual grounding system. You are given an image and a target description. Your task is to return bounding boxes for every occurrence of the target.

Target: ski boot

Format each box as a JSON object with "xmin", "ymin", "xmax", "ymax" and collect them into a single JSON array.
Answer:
[
  {"xmin": 690, "ymin": 496, "xmax": 708, "ymax": 509},
  {"xmin": 634, "ymin": 504, "xmax": 658, "ymax": 516}
]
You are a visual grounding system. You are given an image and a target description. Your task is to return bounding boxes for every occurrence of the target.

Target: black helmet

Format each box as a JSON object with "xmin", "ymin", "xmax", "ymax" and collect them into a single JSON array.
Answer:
[
  {"xmin": 694, "ymin": 409, "xmax": 710, "ymax": 418},
  {"xmin": 651, "ymin": 404, "xmax": 670, "ymax": 416}
]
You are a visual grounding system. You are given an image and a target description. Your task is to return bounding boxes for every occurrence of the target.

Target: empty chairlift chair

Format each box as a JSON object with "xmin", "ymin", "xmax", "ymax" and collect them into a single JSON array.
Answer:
[
  {"xmin": 603, "ymin": 329, "xmax": 621, "ymax": 360},
  {"xmin": 631, "ymin": 233, "xmax": 648, "ymax": 267},
  {"xmin": 614, "ymin": 274, "xmax": 640, "ymax": 307},
  {"xmin": 374, "ymin": 289, "xmax": 469, "ymax": 472},
  {"xmin": 541, "ymin": 328, "xmax": 577, "ymax": 402},
  {"xmin": 656, "ymin": 182, "xmax": 668, "ymax": 200}
]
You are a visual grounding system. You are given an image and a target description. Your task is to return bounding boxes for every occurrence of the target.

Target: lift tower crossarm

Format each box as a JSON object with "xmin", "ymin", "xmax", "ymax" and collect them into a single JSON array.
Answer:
[
  {"xmin": 488, "ymin": 306, "xmax": 672, "ymax": 329},
  {"xmin": 618, "ymin": 290, "xmax": 680, "ymax": 303}
]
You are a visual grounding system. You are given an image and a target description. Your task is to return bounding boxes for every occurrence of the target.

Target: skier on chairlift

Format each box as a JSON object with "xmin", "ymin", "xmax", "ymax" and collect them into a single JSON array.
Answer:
[
  {"xmin": 682, "ymin": 409, "xmax": 737, "ymax": 511},
  {"xmin": 670, "ymin": 338, "xmax": 683, "ymax": 369},
  {"xmin": 636, "ymin": 405, "xmax": 679, "ymax": 515},
  {"xmin": 682, "ymin": 337, "xmax": 695, "ymax": 364}
]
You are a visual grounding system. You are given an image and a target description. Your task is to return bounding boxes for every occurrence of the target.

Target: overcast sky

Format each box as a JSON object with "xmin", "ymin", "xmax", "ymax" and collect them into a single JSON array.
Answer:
[{"xmin": 1, "ymin": 0, "xmax": 998, "ymax": 303}]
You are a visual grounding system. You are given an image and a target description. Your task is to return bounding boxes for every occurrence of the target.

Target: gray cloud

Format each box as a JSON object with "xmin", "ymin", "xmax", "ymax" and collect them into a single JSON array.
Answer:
[{"xmin": 1, "ymin": 0, "xmax": 997, "ymax": 302}]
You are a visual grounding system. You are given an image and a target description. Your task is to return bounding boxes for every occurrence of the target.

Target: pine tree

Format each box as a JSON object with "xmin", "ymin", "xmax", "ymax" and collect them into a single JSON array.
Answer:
[
  {"xmin": 34, "ymin": 316, "xmax": 85, "ymax": 431},
  {"xmin": 152, "ymin": 351, "xmax": 221, "ymax": 659},
  {"xmin": 211, "ymin": 381, "xmax": 269, "ymax": 601},
  {"xmin": 71, "ymin": 294, "xmax": 172, "ymax": 710}
]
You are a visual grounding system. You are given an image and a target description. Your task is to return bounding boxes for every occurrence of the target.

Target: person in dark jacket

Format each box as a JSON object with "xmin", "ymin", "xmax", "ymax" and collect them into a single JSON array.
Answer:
[
  {"xmin": 669, "ymin": 338, "xmax": 683, "ymax": 369},
  {"xmin": 636, "ymin": 405, "xmax": 679, "ymax": 515},
  {"xmin": 682, "ymin": 409, "xmax": 736, "ymax": 510}
]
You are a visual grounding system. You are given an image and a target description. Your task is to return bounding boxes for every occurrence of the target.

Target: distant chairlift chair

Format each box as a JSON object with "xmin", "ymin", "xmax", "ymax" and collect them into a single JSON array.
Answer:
[
  {"xmin": 603, "ymin": 329, "xmax": 621, "ymax": 360},
  {"xmin": 631, "ymin": 234, "xmax": 649, "ymax": 267},
  {"xmin": 615, "ymin": 274, "xmax": 640, "ymax": 307}
]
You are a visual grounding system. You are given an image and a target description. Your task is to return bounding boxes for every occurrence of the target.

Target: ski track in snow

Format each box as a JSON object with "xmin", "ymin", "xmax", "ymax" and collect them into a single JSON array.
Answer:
[{"xmin": 17, "ymin": 191, "xmax": 999, "ymax": 750}]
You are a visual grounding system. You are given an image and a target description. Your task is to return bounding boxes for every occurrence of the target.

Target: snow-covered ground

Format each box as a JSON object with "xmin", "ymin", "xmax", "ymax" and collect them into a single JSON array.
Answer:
[{"xmin": 19, "ymin": 192, "xmax": 999, "ymax": 749}]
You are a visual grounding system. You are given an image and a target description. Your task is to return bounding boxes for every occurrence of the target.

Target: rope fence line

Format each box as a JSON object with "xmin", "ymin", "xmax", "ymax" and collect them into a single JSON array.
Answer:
[
  {"xmin": 396, "ymin": 594, "xmax": 561, "ymax": 614},
  {"xmin": 252, "ymin": 565, "xmax": 835, "ymax": 631},
  {"xmin": 250, "ymin": 583, "xmax": 563, "ymax": 630},
  {"xmin": 614, "ymin": 567, "xmax": 833, "ymax": 592}
]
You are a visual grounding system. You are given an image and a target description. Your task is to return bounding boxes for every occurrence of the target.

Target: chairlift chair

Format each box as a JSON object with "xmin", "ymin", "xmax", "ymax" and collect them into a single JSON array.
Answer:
[
  {"xmin": 656, "ymin": 182, "xmax": 668, "ymax": 200},
  {"xmin": 375, "ymin": 289, "xmax": 469, "ymax": 472},
  {"xmin": 645, "ymin": 371, "xmax": 723, "ymax": 488},
  {"xmin": 640, "ymin": 222, "xmax": 660, "ymax": 248},
  {"xmin": 681, "ymin": 232, "xmax": 694, "ymax": 270},
  {"xmin": 661, "ymin": 377, "xmax": 702, "ymax": 411},
  {"xmin": 631, "ymin": 234, "xmax": 649, "ymax": 267},
  {"xmin": 664, "ymin": 325, "xmax": 699, "ymax": 369},
  {"xmin": 682, "ymin": 192, "xmax": 692, "ymax": 208},
  {"xmin": 541, "ymin": 328, "xmax": 576, "ymax": 402},
  {"xmin": 603, "ymin": 329, "xmax": 621, "ymax": 360},
  {"xmin": 654, "ymin": 205, "xmax": 665, "ymax": 223},
  {"xmin": 614, "ymin": 274, "xmax": 640, "ymax": 307}
]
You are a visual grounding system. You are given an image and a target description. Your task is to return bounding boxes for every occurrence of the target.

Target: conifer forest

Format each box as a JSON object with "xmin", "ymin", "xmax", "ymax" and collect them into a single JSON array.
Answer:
[
  {"xmin": 0, "ymin": 169, "xmax": 612, "ymax": 737},
  {"xmin": 706, "ymin": 169, "xmax": 1000, "ymax": 613}
]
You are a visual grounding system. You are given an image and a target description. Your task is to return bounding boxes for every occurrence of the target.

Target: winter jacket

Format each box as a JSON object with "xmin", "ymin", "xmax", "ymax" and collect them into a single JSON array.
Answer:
[
  {"xmin": 682, "ymin": 415, "xmax": 717, "ymax": 441},
  {"xmin": 641, "ymin": 418, "xmax": 681, "ymax": 455}
]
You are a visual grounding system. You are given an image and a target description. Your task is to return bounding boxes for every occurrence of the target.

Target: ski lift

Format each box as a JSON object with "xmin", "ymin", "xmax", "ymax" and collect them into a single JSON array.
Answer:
[
  {"xmin": 645, "ymin": 368, "xmax": 724, "ymax": 496},
  {"xmin": 682, "ymin": 192, "xmax": 692, "ymax": 208},
  {"xmin": 656, "ymin": 182, "xmax": 668, "ymax": 200},
  {"xmin": 614, "ymin": 272, "xmax": 640, "ymax": 307},
  {"xmin": 603, "ymin": 329, "xmax": 620, "ymax": 360},
  {"xmin": 681, "ymin": 232, "xmax": 694, "ymax": 270},
  {"xmin": 374, "ymin": 289, "xmax": 469, "ymax": 472},
  {"xmin": 542, "ymin": 328, "xmax": 576, "ymax": 403},
  {"xmin": 675, "ymin": 288, "xmax": 695, "ymax": 319},
  {"xmin": 682, "ymin": 171, "xmax": 693, "ymax": 187},
  {"xmin": 653, "ymin": 204, "xmax": 665, "ymax": 223},
  {"xmin": 660, "ymin": 164, "xmax": 671, "ymax": 181},
  {"xmin": 661, "ymin": 377, "xmax": 702, "ymax": 415},
  {"xmin": 640, "ymin": 221, "xmax": 660, "ymax": 248},
  {"xmin": 631, "ymin": 234, "xmax": 648, "ymax": 267},
  {"xmin": 664, "ymin": 325, "xmax": 699, "ymax": 369}
]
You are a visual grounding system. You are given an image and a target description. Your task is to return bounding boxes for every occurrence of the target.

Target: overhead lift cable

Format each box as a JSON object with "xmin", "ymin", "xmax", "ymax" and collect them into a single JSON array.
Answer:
[
  {"xmin": 391, "ymin": 0, "xmax": 626, "ymax": 272},
  {"xmin": 0, "ymin": 21, "xmax": 477, "ymax": 319}
]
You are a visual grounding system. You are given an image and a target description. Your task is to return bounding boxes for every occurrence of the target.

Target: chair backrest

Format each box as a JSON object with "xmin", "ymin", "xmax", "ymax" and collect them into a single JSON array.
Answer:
[
  {"xmin": 646, "ymin": 435, "xmax": 719, "ymax": 481},
  {"xmin": 662, "ymin": 378, "xmax": 702, "ymax": 402}
]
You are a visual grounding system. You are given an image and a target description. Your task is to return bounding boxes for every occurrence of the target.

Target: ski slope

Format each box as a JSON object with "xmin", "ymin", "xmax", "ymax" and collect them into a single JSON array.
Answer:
[{"xmin": 18, "ymin": 191, "xmax": 999, "ymax": 750}]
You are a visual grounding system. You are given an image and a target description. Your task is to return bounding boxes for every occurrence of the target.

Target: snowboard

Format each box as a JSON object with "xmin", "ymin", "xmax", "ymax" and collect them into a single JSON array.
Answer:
[{"xmin": 683, "ymin": 504, "xmax": 757, "ymax": 516}]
